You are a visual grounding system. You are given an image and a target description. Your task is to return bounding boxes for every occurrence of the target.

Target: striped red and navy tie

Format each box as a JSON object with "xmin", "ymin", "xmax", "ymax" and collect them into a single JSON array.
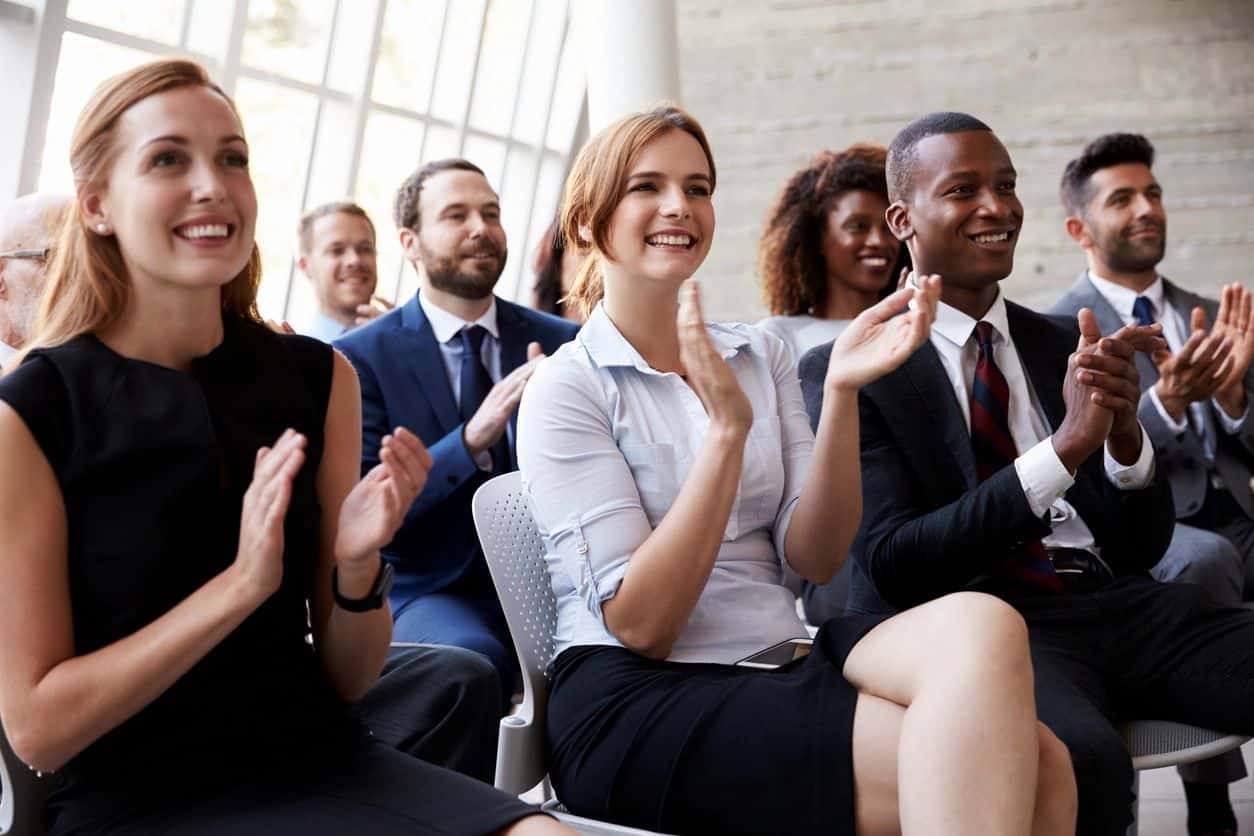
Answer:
[{"xmin": 970, "ymin": 321, "xmax": 1063, "ymax": 592}]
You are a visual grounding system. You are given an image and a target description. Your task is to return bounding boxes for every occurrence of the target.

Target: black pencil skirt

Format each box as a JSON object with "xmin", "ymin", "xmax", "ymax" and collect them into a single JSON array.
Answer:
[{"xmin": 547, "ymin": 614, "xmax": 888, "ymax": 836}]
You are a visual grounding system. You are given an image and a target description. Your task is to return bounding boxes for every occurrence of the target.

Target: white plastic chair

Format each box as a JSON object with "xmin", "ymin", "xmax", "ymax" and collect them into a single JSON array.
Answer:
[
  {"xmin": 1120, "ymin": 721, "xmax": 1249, "ymax": 836},
  {"xmin": 475, "ymin": 471, "xmax": 1251, "ymax": 835},
  {"xmin": 472, "ymin": 472, "xmax": 669, "ymax": 836}
]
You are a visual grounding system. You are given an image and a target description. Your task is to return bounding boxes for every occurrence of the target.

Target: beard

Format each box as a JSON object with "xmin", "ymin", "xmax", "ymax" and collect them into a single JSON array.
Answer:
[
  {"xmin": 420, "ymin": 239, "xmax": 508, "ymax": 301},
  {"xmin": 1098, "ymin": 220, "xmax": 1166, "ymax": 275}
]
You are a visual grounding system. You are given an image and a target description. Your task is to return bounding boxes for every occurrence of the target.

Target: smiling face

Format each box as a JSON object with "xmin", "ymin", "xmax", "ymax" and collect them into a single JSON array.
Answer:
[
  {"xmin": 890, "ymin": 130, "xmax": 1022, "ymax": 295},
  {"xmin": 602, "ymin": 128, "xmax": 714, "ymax": 286},
  {"xmin": 1076, "ymin": 162, "xmax": 1166, "ymax": 275},
  {"xmin": 300, "ymin": 211, "xmax": 377, "ymax": 317},
  {"xmin": 821, "ymin": 189, "xmax": 898, "ymax": 297},
  {"xmin": 83, "ymin": 85, "xmax": 256, "ymax": 297},
  {"xmin": 406, "ymin": 169, "xmax": 507, "ymax": 301}
]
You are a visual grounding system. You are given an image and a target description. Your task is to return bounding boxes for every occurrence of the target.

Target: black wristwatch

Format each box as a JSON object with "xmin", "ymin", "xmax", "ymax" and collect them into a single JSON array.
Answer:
[{"xmin": 332, "ymin": 560, "xmax": 393, "ymax": 612}]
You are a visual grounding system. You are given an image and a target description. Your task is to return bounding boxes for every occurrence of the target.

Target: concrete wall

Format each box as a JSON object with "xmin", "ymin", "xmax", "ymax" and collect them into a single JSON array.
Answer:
[{"xmin": 677, "ymin": 0, "xmax": 1254, "ymax": 322}]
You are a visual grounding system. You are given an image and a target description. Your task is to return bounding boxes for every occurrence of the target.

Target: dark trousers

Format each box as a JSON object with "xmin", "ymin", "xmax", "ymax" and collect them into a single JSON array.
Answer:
[
  {"xmin": 1010, "ymin": 575, "xmax": 1254, "ymax": 836},
  {"xmin": 350, "ymin": 644, "xmax": 502, "ymax": 783}
]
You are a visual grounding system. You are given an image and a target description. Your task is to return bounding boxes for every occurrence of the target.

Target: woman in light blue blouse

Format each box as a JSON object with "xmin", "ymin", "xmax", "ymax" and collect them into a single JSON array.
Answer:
[{"xmin": 516, "ymin": 105, "xmax": 1077, "ymax": 836}]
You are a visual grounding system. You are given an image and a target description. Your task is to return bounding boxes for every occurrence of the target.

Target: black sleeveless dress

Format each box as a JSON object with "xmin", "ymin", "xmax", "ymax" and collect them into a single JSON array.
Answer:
[{"xmin": 0, "ymin": 316, "xmax": 535, "ymax": 835}]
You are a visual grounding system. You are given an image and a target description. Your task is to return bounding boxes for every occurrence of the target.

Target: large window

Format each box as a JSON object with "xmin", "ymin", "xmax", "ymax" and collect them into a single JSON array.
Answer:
[{"xmin": 25, "ymin": 0, "xmax": 586, "ymax": 323}]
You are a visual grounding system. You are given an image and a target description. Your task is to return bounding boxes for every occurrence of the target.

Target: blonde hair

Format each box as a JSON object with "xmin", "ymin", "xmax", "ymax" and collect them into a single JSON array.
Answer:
[
  {"xmin": 21, "ymin": 58, "xmax": 261, "ymax": 363},
  {"xmin": 559, "ymin": 104, "xmax": 716, "ymax": 319}
]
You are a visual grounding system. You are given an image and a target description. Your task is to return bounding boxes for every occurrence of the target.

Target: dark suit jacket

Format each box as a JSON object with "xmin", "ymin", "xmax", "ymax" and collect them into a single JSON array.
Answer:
[
  {"xmin": 334, "ymin": 294, "xmax": 579, "ymax": 597},
  {"xmin": 798, "ymin": 300, "xmax": 1175, "ymax": 614},
  {"xmin": 1050, "ymin": 271, "xmax": 1254, "ymax": 520}
]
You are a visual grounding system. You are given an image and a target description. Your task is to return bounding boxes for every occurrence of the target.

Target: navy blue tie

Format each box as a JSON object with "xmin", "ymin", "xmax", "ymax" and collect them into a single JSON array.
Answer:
[
  {"xmin": 1132, "ymin": 296, "xmax": 1155, "ymax": 327},
  {"xmin": 458, "ymin": 326, "xmax": 510, "ymax": 473}
]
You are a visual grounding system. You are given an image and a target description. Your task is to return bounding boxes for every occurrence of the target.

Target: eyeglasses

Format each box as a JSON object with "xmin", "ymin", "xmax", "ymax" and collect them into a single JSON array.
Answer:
[{"xmin": 0, "ymin": 248, "xmax": 51, "ymax": 262}]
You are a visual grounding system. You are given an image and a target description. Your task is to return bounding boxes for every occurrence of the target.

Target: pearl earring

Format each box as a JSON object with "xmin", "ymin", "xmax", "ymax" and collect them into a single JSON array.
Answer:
[{"xmin": 96, "ymin": 223, "xmax": 109, "ymax": 234}]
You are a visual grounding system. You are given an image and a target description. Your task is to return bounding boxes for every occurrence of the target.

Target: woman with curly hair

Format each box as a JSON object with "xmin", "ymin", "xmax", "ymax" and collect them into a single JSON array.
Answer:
[{"xmin": 757, "ymin": 144, "xmax": 906, "ymax": 365}]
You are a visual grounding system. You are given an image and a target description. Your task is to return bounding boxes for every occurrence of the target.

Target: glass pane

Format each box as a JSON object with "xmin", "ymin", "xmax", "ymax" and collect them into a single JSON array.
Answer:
[
  {"xmin": 511, "ymin": 0, "xmax": 565, "ymax": 146},
  {"xmin": 326, "ymin": 0, "xmax": 381, "ymax": 94},
  {"xmin": 67, "ymin": 0, "xmax": 185, "ymax": 45},
  {"xmin": 304, "ymin": 100, "xmax": 357, "ymax": 208},
  {"xmin": 371, "ymin": 0, "xmax": 445, "ymax": 111},
  {"xmin": 531, "ymin": 152, "xmax": 567, "ymax": 260},
  {"xmin": 233, "ymin": 77, "xmax": 319, "ymax": 319},
  {"xmin": 498, "ymin": 146, "xmax": 539, "ymax": 304},
  {"xmin": 422, "ymin": 124, "xmax": 460, "ymax": 162},
  {"xmin": 241, "ymin": 0, "xmax": 335, "ymax": 86},
  {"xmin": 356, "ymin": 111, "xmax": 426, "ymax": 305},
  {"xmin": 186, "ymin": 0, "xmax": 234, "ymax": 61},
  {"xmin": 545, "ymin": 23, "xmax": 584, "ymax": 151},
  {"xmin": 37, "ymin": 34, "xmax": 155, "ymax": 193},
  {"xmin": 466, "ymin": 0, "xmax": 530, "ymax": 135},
  {"xmin": 429, "ymin": 0, "xmax": 485, "ymax": 123},
  {"xmin": 462, "ymin": 134, "xmax": 506, "ymax": 190}
]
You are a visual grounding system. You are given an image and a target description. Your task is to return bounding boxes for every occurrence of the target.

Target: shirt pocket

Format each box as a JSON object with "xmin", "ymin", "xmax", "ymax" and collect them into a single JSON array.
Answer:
[{"xmin": 618, "ymin": 441, "xmax": 681, "ymax": 527}]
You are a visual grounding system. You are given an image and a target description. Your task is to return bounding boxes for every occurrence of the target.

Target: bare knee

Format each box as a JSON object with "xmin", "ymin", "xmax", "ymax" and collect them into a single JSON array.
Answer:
[
  {"xmin": 932, "ymin": 592, "xmax": 1030, "ymax": 675},
  {"xmin": 1034, "ymin": 725, "xmax": 1078, "ymax": 833}
]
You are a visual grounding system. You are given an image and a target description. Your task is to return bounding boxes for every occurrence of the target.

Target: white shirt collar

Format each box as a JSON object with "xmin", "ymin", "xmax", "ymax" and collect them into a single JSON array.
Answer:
[
  {"xmin": 418, "ymin": 291, "xmax": 499, "ymax": 344},
  {"xmin": 580, "ymin": 302, "xmax": 748, "ymax": 373},
  {"xmin": 0, "ymin": 341, "xmax": 16, "ymax": 364},
  {"xmin": 1087, "ymin": 270, "xmax": 1164, "ymax": 320},
  {"xmin": 931, "ymin": 285, "xmax": 1012, "ymax": 351}
]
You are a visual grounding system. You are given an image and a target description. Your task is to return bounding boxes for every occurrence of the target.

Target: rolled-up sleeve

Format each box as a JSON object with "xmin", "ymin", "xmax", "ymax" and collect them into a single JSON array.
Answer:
[
  {"xmin": 516, "ymin": 357, "xmax": 654, "ymax": 625},
  {"xmin": 766, "ymin": 333, "xmax": 814, "ymax": 570}
]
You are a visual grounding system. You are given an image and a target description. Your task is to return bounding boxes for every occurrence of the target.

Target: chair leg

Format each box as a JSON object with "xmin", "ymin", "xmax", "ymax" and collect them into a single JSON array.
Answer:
[{"xmin": 1126, "ymin": 770, "xmax": 1140, "ymax": 836}]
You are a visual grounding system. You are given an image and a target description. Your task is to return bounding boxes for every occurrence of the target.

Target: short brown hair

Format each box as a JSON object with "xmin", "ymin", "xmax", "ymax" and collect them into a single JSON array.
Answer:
[
  {"xmin": 559, "ymin": 104, "xmax": 716, "ymax": 319},
  {"xmin": 393, "ymin": 158, "xmax": 486, "ymax": 231},
  {"xmin": 297, "ymin": 201, "xmax": 375, "ymax": 255},
  {"xmin": 758, "ymin": 144, "xmax": 889, "ymax": 316}
]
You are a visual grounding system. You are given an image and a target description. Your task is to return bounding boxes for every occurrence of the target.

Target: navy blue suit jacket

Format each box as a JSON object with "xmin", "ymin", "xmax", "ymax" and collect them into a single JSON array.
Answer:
[
  {"xmin": 334, "ymin": 293, "xmax": 579, "ymax": 597},
  {"xmin": 798, "ymin": 301, "xmax": 1175, "ymax": 615}
]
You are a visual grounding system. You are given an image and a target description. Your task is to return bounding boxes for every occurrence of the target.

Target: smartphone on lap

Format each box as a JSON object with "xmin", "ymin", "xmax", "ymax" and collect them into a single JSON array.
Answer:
[{"xmin": 734, "ymin": 637, "xmax": 813, "ymax": 669}]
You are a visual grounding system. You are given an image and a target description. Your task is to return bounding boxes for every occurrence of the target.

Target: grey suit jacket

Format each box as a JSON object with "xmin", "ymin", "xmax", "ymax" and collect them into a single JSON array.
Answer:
[{"xmin": 1050, "ymin": 271, "xmax": 1254, "ymax": 519}]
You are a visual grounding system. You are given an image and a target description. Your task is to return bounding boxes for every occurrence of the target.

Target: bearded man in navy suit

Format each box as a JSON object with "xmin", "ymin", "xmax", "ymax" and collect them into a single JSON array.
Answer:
[
  {"xmin": 799, "ymin": 113, "xmax": 1254, "ymax": 836},
  {"xmin": 336, "ymin": 159, "xmax": 578, "ymax": 701}
]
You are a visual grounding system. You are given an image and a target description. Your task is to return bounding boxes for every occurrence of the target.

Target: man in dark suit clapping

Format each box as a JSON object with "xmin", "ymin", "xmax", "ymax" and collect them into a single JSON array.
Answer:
[{"xmin": 799, "ymin": 113, "xmax": 1254, "ymax": 836}]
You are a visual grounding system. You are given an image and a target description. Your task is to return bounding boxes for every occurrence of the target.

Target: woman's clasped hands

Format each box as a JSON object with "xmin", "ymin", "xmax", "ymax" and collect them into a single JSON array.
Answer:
[{"xmin": 677, "ymin": 279, "xmax": 754, "ymax": 437}]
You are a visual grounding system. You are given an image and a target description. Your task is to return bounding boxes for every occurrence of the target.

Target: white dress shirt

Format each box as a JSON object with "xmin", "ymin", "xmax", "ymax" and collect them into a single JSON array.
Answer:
[
  {"xmin": 1087, "ymin": 271, "xmax": 1245, "ymax": 461},
  {"xmin": 516, "ymin": 304, "xmax": 811, "ymax": 664},
  {"xmin": 301, "ymin": 312, "xmax": 349, "ymax": 344},
  {"xmin": 929, "ymin": 291, "xmax": 1154, "ymax": 553},
  {"xmin": 418, "ymin": 292, "xmax": 502, "ymax": 470},
  {"xmin": 0, "ymin": 341, "xmax": 16, "ymax": 365}
]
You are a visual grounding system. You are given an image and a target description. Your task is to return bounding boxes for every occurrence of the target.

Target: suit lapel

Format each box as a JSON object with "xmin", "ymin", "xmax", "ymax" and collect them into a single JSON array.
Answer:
[
  {"xmin": 1006, "ymin": 302, "xmax": 1067, "ymax": 431},
  {"xmin": 496, "ymin": 300, "xmax": 529, "ymax": 451},
  {"xmin": 400, "ymin": 296, "xmax": 461, "ymax": 431},
  {"xmin": 901, "ymin": 344, "xmax": 979, "ymax": 489}
]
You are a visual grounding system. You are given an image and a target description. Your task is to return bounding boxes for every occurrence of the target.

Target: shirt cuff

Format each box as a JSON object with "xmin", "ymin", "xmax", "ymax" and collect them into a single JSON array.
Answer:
[
  {"xmin": 1148, "ymin": 385, "xmax": 1189, "ymax": 435},
  {"xmin": 1212, "ymin": 397, "xmax": 1249, "ymax": 434},
  {"xmin": 1014, "ymin": 438, "xmax": 1076, "ymax": 519},
  {"xmin": 1104, "ymin": 424, "xmax": 1154, "ymax": 490}
]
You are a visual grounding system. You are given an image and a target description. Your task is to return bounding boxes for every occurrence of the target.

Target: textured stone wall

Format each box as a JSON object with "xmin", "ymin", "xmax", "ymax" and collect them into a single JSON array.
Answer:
[{"xmin": 676, "ymin": 0, "xmax": 1254, "ymax": 322}]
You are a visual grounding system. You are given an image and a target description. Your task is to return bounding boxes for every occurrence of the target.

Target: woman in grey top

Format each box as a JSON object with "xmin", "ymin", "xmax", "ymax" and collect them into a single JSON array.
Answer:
[
  {"xmin": 517, "ymin": 105, "xmax": 1076, "ymax": 836},
  {"xmin": 757, "ymin": 145, "xmax": 906, "ymax": 365}
]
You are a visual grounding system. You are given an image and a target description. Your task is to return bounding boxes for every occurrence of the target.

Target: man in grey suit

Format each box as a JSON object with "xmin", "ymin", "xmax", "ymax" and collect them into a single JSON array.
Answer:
[{"xmin": 1051, "ymin": 131, "xmax": 1254, "ymax": 836}]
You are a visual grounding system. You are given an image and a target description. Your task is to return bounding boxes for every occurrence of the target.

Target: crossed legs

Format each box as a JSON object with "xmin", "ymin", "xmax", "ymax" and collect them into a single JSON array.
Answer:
[{"xmin": 843, "ymin": 592, "xmax": 1077, "ymax": 836}]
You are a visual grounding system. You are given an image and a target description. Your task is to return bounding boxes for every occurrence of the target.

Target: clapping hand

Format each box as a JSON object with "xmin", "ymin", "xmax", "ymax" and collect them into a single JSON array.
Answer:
[
  {"xmin": 677, "ymin": 280, "xmax": 753, "ymax": 435},
  {"xmin": 234, "ymin": 429, "xmax": 307, "ymax": 603},
  {"xmin": 1152, "ymin": 305, "xmax": 1232, "ymax": 422},
  {"xmin": 823, "ymin": 273, "xmax": 942, "ymax": 392},
  {"xmin": 1211, "ymin": 283, "xmax": 1254, "ymax": 416},
  {"xmin": 354, "ymin": 295, "xmax": 397, "ymax": 327},
  {"xmin": 334, "ymin": 428, "xmax": 433, "ymax": 567}
]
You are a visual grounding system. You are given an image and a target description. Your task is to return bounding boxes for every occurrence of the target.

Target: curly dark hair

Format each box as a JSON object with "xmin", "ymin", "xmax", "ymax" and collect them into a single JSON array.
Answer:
[
  {"xmin": 758, "ymin": 144, "xmax": 895, "ymax": 317},
  {"xmin": 1060, "ymin": 133, "xmax": 1155, "ymax": 216}
]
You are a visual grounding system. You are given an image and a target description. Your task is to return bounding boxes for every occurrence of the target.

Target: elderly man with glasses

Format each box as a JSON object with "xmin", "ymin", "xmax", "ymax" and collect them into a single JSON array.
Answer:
[{"xmin": 0, "ymin": 193, "xmax": 68, "ymax": 362}]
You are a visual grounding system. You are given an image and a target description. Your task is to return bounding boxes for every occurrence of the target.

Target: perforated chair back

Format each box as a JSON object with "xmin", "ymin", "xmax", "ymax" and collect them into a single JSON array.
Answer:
[{"xmin": 472, "ymin": 472, "xmax": 557, "ymax": 796}]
